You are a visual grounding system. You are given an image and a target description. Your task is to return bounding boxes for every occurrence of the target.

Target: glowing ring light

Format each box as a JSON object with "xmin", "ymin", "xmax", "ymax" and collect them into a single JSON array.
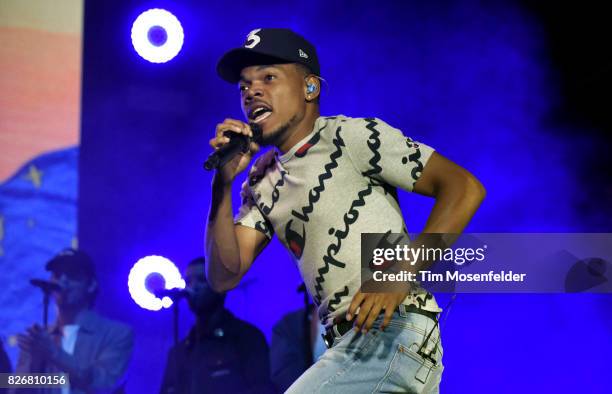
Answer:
[
  {"xmin": 131, "ymin": 9, "xmax": 184, "ymax": 63},
  {"xmin": 128, "ymin": 255, "xmax": 185, "ymax": 311}
]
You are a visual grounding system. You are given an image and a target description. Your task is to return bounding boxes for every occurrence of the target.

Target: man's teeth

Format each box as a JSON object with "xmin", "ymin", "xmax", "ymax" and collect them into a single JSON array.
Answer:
[
  {"xmin": 251, "ymin": 107, "xmax": 268, "ymax": 117},
  {"xmin": 254, "ymin": 111, "xmax": 272, "ymax": 123}
]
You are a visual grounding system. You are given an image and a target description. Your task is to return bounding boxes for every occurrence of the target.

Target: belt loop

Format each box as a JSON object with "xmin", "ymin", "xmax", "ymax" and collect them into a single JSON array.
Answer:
[{"xmin": 398, "ymin": 303, "xmax": 407, "ymax": 317}]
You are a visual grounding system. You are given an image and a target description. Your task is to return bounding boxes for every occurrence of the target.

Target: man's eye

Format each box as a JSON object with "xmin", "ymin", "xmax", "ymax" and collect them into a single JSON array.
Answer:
[
  {"xmin": 264, "ymin": 74, "xmax": 276, "ymax": 81},
  {"xmin": 239, "ymin": 85, "xmax": 249, "ymax": 92}
]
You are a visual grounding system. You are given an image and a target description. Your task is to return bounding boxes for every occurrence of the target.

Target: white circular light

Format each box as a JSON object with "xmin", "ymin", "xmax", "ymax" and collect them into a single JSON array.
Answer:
[
  {"xmin": 128, "ymin": 255, "xmax": 185, "ymax": 311},
  {"xmin": 131, "ymin": 8, "xmax": 184, "ymax": 63}
]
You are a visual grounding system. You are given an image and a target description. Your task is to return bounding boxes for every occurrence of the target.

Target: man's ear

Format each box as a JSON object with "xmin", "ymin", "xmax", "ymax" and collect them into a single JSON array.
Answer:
[{"xmin": 304, "ymin": 75, "xmax": 321, "ymax": 102}]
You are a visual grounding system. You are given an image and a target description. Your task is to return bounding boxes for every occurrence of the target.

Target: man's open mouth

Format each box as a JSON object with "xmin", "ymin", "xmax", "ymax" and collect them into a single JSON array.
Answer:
[{"xmin": 249, "ymin": 105, "xmax": 273, "ymax": 123}]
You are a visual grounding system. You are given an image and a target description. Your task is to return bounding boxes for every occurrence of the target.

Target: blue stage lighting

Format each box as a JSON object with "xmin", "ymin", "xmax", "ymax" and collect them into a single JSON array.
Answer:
[
  {"xmin": 128, "ymin": 255, "xmax": 185, "ymax": 311},
  {"xmin": 131, "ymin": 8, "xmax": 184, "ymax": 63}
]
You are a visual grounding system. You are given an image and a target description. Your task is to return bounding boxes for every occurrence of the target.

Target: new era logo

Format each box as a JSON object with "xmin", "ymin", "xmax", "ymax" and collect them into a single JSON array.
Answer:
[{"xmin": 298, "ymin": 49, "xmax": 309, "ymax": 59}]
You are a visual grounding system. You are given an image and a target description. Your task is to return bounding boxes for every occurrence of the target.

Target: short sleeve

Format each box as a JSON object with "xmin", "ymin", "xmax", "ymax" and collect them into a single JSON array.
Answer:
[
  {"xmin": 343, "ymin": 117, "xmax": 435, "ymax": 192},
  {"xmin": 234, "ymin": 179, "xmax": 275, "ymax": 239}
]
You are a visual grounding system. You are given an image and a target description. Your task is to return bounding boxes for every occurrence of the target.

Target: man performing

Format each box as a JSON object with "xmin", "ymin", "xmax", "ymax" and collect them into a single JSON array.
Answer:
[{"xmin": 206, "ymin": 28, "xmax": 485, "ymax": 393}]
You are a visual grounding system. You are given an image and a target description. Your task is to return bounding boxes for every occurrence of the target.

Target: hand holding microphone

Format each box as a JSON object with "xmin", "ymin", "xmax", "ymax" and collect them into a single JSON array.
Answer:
[{"xmin": 205, "ymin": 120, "xmax": 262, "ymax": 180}]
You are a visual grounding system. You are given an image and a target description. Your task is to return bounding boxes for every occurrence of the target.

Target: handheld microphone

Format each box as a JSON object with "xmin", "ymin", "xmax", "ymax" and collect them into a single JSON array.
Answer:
[
  {"xmin": 154, "ymin": 288, "xmax": 192, "ymax": 301},
  {"xmin": 30, "ymin": 279, "xmax": 63, "ymax": 293},
  {"xmin": 204, "ymin": 123, "xmax": 262, "ymax": 171}
]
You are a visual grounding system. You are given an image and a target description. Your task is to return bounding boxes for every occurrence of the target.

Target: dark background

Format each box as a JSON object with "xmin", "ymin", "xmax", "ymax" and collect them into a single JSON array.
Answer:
[
  {"xmin": 79, "ymin": 0, "xmax": 612, "ymax": 392},
  {"xmin": 525, "ymin": 0, "xmax": 612, "ymax": 229}
]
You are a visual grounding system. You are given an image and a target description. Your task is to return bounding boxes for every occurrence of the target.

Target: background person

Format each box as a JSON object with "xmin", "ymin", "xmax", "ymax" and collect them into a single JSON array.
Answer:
[
  {"xmin": 159, "ymin": 257, "xmax": 274, "ymax": 394},
  {"xmin": 12, "ymin": 248, "xmax": 133, "ymax": 394}
]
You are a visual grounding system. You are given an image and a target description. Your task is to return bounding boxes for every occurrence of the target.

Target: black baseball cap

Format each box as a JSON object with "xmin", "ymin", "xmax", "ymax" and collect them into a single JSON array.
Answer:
[
  {"xmin": 217, "ymin": 28, "xmax": 320, "ymax": 84},
  {"xmin": 45, "ymin": 248, "xmax": 96, "ymax": 280}
]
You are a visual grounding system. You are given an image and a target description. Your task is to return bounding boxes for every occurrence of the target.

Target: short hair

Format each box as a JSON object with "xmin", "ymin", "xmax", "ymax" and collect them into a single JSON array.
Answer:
[{"xmin": 294, "ymin": 63, "xmax": 313, "ymax": 77}]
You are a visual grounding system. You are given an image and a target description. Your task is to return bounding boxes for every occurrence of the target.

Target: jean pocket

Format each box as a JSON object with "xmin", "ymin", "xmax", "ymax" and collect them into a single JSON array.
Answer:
[
  {"xmin": 373, "ymin": 340, "xmax": 443, "ymax": 393},
  {"xmin": 388, "ymin": 314, "xmax": 443, "ymax": 356}
]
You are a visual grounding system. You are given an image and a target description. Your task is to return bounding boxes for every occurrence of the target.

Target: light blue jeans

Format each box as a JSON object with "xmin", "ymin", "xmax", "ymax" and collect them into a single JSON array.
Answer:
[{"xmin": 286, "ymin": 306, "xmax": 444, "ymax": 393}]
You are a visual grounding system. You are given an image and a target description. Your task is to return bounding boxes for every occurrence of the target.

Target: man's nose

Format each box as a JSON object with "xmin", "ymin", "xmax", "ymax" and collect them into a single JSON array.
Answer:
[{"xmin": 245, "ymin": 83, "xmax": 264, "ymax": 102}]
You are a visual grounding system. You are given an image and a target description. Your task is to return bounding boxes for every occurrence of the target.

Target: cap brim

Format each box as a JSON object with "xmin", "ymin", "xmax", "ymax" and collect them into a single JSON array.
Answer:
[{"xmin": 216, "ymin": 48, "xmax": 292, "ymax": 83}]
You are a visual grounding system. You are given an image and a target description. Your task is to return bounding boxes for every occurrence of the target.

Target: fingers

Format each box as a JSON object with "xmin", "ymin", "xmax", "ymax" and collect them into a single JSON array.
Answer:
[
  {"xmin": 362, "ymin": 303, "xmax": 383, "ymax": 333},
  {"xmin": 354, "ymin": 297, "xmax": 374, "ymax": 333},
  {"xmin": 217, "ymin": 119, "xmax": 252, "ymax": 138},
  {"xmin": 210, "ymin": 119, "xmax": 253, "ymax": 150},
  {"xmin": 248, "ymin": 141, "xmax": 260, "ymax": 155},
  {"xmin": 346, "ymin": 290, "xmax": 364, "ymax": 321},
  {"xmin": 347, "ymin": 293, "xmax": 404, "ymax": 334},
  {"xmin": 217, "ymin": 119, "xmax": 251, "ymax": 137},
  {"xmin": 381, "ymin": 304, "xmax": 395, "ymax": 331}
]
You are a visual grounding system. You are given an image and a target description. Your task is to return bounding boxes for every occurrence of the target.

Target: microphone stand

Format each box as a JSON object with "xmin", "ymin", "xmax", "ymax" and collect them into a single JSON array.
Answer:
[
  {"xmin": 155, "ymin": 288, "xmax": 189, "ymax": 391},
  {"xmin": 173, "ymin": 301, "xmax": 180, "ymax": 393},
  {"xmin": 30, "ymin": 279, "xmax": 57, "ymax": 329},
  {"xmin": 165, "ymin": 295, "xmax": 182, "ymax": 392},
  {"xmin": 43, "ymin": 291, "xmax": 50, "ymax": 329},
  {"xmin": 173, "ymin": 300, "xmax": 179, "ymax": 346},
  {"xmin": 156, "ymin": 290, "xmax": 185, "ymax": 346}
]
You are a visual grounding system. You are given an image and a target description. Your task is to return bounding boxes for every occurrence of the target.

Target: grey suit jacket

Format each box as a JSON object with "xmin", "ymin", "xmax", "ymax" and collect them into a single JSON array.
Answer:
[{"xmin": 11, "ymin": 310, "xmax": 133, "ymax": 394}]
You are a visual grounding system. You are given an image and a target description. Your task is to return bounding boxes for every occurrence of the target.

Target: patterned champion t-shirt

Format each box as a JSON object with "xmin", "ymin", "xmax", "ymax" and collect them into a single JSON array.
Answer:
[{"xmin": 235, "ymin": 115, "xmax": 441, "ymax": 327}]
